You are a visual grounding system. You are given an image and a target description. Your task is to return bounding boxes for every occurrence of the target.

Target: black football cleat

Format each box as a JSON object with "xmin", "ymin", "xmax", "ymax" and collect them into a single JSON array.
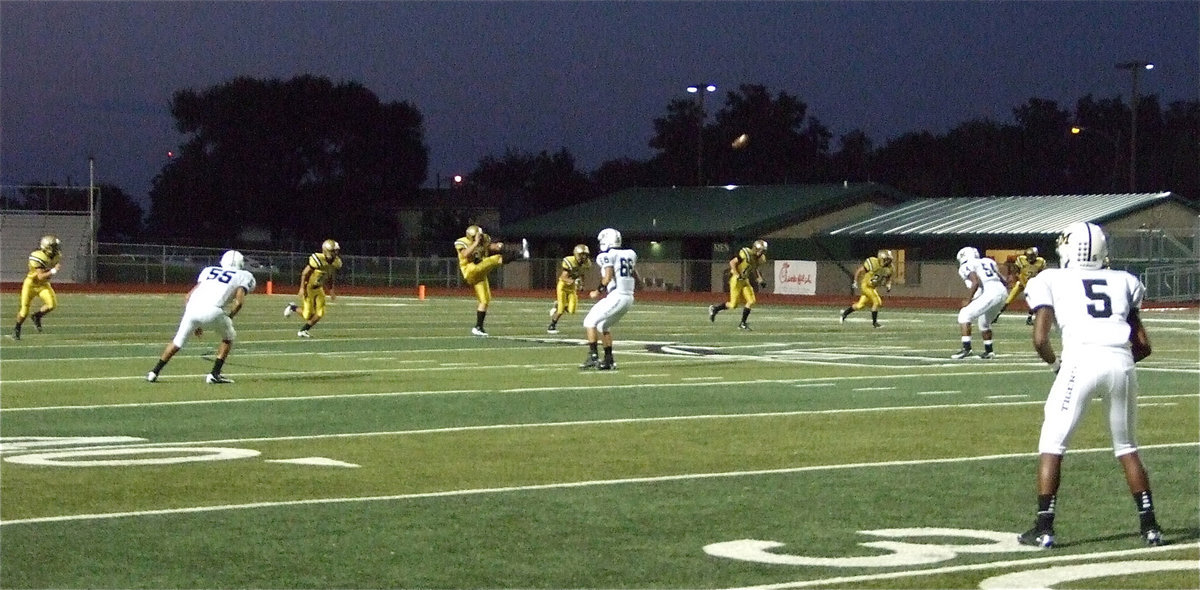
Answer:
[
  {"xmin": 950, "ymin": 347, "xmax": 973, "ymax": 360},
  {"xmin": 1017, "ymin": 527, "xmax": 1055, "ymax": 548},
  {"xmin": 1142, "ymin": 526, "xmax": 1164, "ymax": 546}
]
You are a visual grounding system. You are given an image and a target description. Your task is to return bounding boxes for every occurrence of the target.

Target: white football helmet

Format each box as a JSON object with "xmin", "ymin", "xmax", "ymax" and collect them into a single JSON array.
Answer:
[
  {"xmin": 598, "ymin": 227, "xmax": 622, "ymax": 252},
  {"xmin": 1056, "ymin": 222, "xmax": 1108, "ymax": 269},
  {"xmin": 220, "ymin": 250, "xmax": 245, "ymax": 270},
  {"xmin": 955, "ymin": 246, "xmax": 980, "ymax": 265}
]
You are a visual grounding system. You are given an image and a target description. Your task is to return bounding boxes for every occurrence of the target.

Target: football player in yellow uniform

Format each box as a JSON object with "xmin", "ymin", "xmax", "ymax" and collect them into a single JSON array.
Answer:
[
  {"xmin": 284, "ymin": 239, "xmax": 342, "ymax": 338},
  {"xmin": 547, "ymin": 244, "xmax": 592, "ymax": 334},
  {"xmin": 995, "ymin": 247, "xmax": 1047, "ymax": 325},
  {"xmin": 839, "ymin": 250, "xmax": 894, "ymax": 328},
  {"xmin": 454, "ymin": 224, "xmax": 529, "ymax": 336},
  {"xmin": 13, "ymin": 235, "xmax": 63, "ymax": 340},
  {"xmin": 709, "ymin": 239, "xmax": 769, "ymax": 330}
]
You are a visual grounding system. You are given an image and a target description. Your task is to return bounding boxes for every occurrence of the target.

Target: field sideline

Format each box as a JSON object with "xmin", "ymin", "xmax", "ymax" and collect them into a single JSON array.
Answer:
[{"xmin": 1, "ymin": 292, "xmax": 1197, "ymax": 588}]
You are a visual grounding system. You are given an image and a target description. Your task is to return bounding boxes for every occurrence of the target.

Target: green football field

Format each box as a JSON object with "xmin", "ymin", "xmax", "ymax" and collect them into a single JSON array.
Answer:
[{"xmin": 1, "ymin": 292, "xmax": 1197, "ymax": 589}]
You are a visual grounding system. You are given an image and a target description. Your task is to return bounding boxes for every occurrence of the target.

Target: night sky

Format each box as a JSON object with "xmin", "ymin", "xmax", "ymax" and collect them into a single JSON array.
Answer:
[{"xmin": 2, "ymin": 1, "xmax": 1196, "ymax": 204}]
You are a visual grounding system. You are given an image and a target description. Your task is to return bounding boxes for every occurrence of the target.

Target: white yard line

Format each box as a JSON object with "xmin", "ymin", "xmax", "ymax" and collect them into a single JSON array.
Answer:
[{"xmin": 3, "ymin": 441, "xmax": 1194, "ymax": 527}]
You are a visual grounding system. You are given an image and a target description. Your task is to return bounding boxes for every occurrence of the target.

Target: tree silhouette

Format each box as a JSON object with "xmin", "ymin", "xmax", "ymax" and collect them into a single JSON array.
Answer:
[{"xmin": 146, "ymin": 75, "xmax": 427, "ymax": 245}]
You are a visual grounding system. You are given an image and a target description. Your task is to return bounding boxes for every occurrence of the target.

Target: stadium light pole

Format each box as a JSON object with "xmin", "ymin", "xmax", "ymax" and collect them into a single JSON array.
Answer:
[
  {"xmin": 1115, "ymin": 60, "xmax": 1154, "ymax": 192},
  {"xmin": 88, "ymin": 156, "xmax": 97, "ymax": 283},
  {"xmin": 686, "ymin": 84, "xmax": 717, "ymax": 186}
]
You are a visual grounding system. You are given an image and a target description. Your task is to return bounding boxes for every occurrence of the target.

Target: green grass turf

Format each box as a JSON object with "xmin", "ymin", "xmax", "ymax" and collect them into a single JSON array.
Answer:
[{"xmin": 1, "ymin": 293, "xmax": 1197, "ymax": 588}]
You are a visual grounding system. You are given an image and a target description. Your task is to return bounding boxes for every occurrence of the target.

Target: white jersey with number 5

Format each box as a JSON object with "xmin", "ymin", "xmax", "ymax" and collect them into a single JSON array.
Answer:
[
  {"xmin": 1024, "ymin": 268, "xmax": 1142, "ymax": 350},
  {"xmin": 1025, "ymin": 267, "xmax": 1145, "ymax": 457},
  {"xmin": 596, "ymin": 248, "xmax": 638, "ymax": 296},
  {"xmin": 188, "ymin": 266, "xmax": 257, "ymax": 310}
]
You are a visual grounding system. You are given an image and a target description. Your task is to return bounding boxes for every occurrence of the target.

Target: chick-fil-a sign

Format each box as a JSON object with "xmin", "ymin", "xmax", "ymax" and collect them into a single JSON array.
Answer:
[{"xmin": 774, "ymin": 260, "xmax": 817, "ymax": 295}]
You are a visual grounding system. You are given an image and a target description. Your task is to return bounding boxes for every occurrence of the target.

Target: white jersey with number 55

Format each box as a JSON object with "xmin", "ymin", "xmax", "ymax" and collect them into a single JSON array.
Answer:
[
  {"xmin": 188, "ymin": 266, "xmax": 257, "ymax": 310},
  {"xmin": 1024, "ymin": 267, "xmax": 1143, "ymax": 350},
  {"xmin": 596, "ymin": 248, "xmax": 638, "ymax": 296}
]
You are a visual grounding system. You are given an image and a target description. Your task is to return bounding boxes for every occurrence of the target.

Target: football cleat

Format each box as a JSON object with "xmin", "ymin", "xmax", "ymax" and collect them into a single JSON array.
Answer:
[
  {"xmin": 146, "ymin": 371, "xmax": 158, "ymax": 383},
  {"xmin": 1142, "ymin": 527, "xmax": 1164, "ymax": 546},
  {"xmin": 597, "ymin": 360, "xmax": 615, "ymax": 370},
  {"xmin": 205, "ymin": 374, "xmax": 234, "ymax": 384},
  {"xmin": 1026, "ymin": 315, "xmax": 1035, "ymax": 326},
  {"xmin": 738, "ymin": 322, "xmax": 751, "ymax": 330},
  {"xmin": 284, "ymin": 303, "xmax": 297, "ymax": 317},
  {"xmin": 839, "ymin": 311, "xmax": 848, "ymax": 324},
  {"xmin": 580, "ymin": 354, "xmax": 599, "ymax": 369},
  {"xmin": 11, "ymin": 324, "xmax": 20, "ymax": 340},
  {"xmin": 546, "ymin": 324, "xmax": 559, "ymax": 335},
  {"xmin": 872, "ymin": 322, "xmax": 882, "ymax": 328},
  {"xmin": 32, "ymin": 313, "xmax": 43, "ymax": 332},
  {"xmin": 950, "ymin": 347, "xmax": 974, "ymax": 360},
  {"xmin": 979, "ymin": 351, "xmax": 997, "ymax": 359},
  {"xmin": 297, "ymin": 330, "xmax": 312, "ymax": 338},
  {"xmin": 471, "ymin": 327, "xmax": 488, "ymax": 337},
  {"xmin": 519, "ymin": 238, "xmax": 530, "ymax": 259},
  {"xmin": 708, "ymin": 305, "xmax": 718, "ymax": 323},
  {"xmin": 1018, "ymin": 527, "xmax": 1055, "ymax": 548}
]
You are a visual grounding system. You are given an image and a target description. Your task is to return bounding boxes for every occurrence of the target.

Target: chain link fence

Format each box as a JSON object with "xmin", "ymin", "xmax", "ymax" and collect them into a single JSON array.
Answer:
[{"xmin": 97, "ymin": 244, "xmax": 465, "ymax": 288}]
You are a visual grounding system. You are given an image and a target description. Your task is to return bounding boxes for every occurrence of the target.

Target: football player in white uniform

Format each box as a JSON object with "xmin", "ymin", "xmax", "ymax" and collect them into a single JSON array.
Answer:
[
  {"xmin": 1016, "ymin": 222, "xmax": 1163, "ymax": 549},
  {"xmin": 147, "ymin": 250, "xmax": 257, "ymax": 384},
  {"xmin": 950, "ymin": 246, "xmax": 1007, "ymax": 359},
  {"xmin": 581, "ymin": 228, "xmax": 638, "ymax": 370}
]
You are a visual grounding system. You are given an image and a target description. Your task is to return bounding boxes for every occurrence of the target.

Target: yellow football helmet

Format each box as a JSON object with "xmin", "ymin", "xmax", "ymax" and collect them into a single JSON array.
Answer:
[
  {"xmin": 39, "ymin": 235, "xmax": 61, "ymax": 256},
  {"xmin": 752, "ymin": 239, "xmax": 768, "ymax": 253},
  {"xmin": 321, "ymin": 239, "xmax": 340, "ymax": 258},
  {"xmin": 573, "ymin": 243, "xmax": 590, "ymax": 262}
]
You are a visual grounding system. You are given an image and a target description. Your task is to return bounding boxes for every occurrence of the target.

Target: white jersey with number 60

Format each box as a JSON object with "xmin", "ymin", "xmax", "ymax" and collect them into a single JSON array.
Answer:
[{"xmin": 1024, "ymin": 267, "xmax": 1143, "ymax": 350}]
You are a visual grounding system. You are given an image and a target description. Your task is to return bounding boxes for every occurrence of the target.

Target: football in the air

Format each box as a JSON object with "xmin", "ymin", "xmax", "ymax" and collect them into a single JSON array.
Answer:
[{"xmin": 731, "ymin": 133, "xmax": 750, "ymax": 149}]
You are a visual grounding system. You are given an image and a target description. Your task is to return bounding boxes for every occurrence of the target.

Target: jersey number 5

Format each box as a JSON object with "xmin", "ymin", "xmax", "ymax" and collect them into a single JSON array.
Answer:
[{"xmin": 1082, "ymin": 279, "xmax": 1112, "ymax": 318}]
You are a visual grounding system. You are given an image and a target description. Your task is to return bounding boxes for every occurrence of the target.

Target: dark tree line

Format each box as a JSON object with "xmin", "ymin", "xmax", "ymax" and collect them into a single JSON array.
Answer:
[
  {"xmin": 97, "ymin": 74, "xmax": 1196, "ymax": 248},
  {"xmin": 146, "ymin": 75, "xmax": 426, "ymax": 245}
]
